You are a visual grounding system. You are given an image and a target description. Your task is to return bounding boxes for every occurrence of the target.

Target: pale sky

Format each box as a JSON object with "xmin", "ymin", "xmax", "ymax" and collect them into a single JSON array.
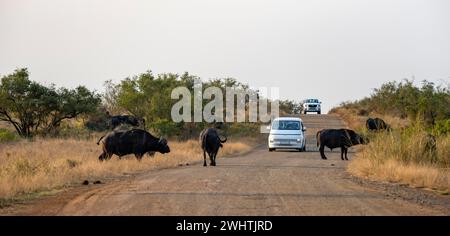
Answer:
[{"xmin": 1, "ymin": 0, "xmax": 450, "ymax": 112}]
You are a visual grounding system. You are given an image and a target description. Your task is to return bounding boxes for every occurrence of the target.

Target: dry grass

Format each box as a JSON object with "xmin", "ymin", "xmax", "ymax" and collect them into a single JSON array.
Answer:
[
  {"xmin": 330, "ymin": 107, "xmax": 409, "ymax": 131},
  {"xmin": 348, "ymin": 158, "xmax": 450, "ymax": 192},
  {"xmin": 329, "ymin": 107, "xmax": 366, "ymax": 130},
  {"xmin": 0, "ymin": 138, "xmax": 253, "ymax": 199},
  {"xmin": 347, "ymin": 131, "xmax": 450, "ymax": 192},
  {"xmin": 331, "ymin": 107, "xmax": 450, "ymax": 192}
]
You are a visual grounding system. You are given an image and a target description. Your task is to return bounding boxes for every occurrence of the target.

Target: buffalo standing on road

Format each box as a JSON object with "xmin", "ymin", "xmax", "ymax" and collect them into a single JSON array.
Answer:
[
  {"xmin": 316, "ymin": 129, "xmax": 366, "ymax": 160},
  {"xmin": 97, "ymin": 129, "xmax": 170, "ymax": 161},
  {"xmin": 199, "ymin": 128, "xmax": 227, "ymax": 166},
  {"xmin": 366, "ymin": 118, "xmax": 390, "ymax": 131}
]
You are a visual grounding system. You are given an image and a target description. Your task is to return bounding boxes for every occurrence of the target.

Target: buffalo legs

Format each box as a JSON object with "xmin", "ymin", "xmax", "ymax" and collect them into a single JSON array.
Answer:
[
  {"xmin": 319, "ymin": 145, "xmax": 349, "ymax": 160},
  {"xmin": 98, "ymin": 152, "xmax": 145, "ymax": 161},
  {"xmin": 203, "ymin": 150, "xmax": 217, "ymax": 167},
  {"xmin": 98, "ymin": 151, "xmax": 112, "ymax": 161},
  {"xmin": 203, "ymin": 150, "xmax": 207, "ymax": 166},
  {"xmin": 340, "ymin": 147, "xmax": 348, "ymax": 160},
  {"xmin": 210, "ymin": 152, "xmax": 216, "ymax": 166},
  {"xmin": 319, "ymin": 145, "xmax": 327, "ymax": 160},
  {"xmin": 135, "ymin": 154, "xmax": 143, "ymax": 161}
]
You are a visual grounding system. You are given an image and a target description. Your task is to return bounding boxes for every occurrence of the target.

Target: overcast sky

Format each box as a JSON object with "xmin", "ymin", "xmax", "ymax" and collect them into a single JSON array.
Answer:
[{"xmin": 1, "ymin": 0, "xmax": 449, "ymax": 112}]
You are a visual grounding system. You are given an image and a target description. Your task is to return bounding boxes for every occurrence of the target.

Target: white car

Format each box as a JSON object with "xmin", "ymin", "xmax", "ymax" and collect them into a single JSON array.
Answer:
[
  {"xmin": 303, "ymin": 99, "xmax": 321, "ymax": 114},
  {"xmin": 268, "ymin": 117, "xmax": 306, "ymax": 152}
]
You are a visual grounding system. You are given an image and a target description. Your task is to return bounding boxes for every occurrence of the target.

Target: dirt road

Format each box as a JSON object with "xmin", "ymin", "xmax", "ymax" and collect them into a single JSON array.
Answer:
[{"xmin": 5, "ymin": 115, "xmax": 450, "ymax": 215}]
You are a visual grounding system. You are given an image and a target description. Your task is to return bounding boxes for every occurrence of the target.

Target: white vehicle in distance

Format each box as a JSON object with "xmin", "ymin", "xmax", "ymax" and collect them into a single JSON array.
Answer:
[
  {"xmin": 303, "ymin": 99, "xmax": 321, "ymax": 114},
  {"xmin": 268, "ymin": 117, "xmax": 306, "ymax": 152}
]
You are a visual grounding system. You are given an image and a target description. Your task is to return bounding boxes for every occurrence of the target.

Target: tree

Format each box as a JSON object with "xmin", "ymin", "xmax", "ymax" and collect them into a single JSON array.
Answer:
[
  {"xmin": 115, "ymin": 70, "xmax": 184, "ymax": 131},
  {"xmin": 116, "ymin": 76, "xmax": 149, "ymax": 121},
  {"xmin": 43, "ymin": 86, "xmax": 101, "ymax": 133},
  {"xmin": 417, "ymin": 81, "xmax": 450, "ymax": 127},
  {"xmin": 0, "ymin": 68, "xmax": 100, "ymax": 137},
  {"xmin": 279, "ymin": 100, "xmax": 303, "ymax": 115},
  {"xmin": 0, "ymin": 68, "xmax": 54, "ymax": 137},
  {"xmin": 102, "ymin": 80, "xmax": 123, "ymax": 115}
]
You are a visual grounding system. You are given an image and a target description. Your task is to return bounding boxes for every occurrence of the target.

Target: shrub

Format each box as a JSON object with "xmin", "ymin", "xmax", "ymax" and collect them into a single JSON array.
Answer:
[
  {"xmin": 150, "ymin": 119, "xmax": 180, "ymax": 136},
  {"xmin": 0, "ymin": 128, "xmax": 18, "ymax": 142},
  {"xmin": 434, "ymin": 119, "xmax": 450, "ymax": 136}
]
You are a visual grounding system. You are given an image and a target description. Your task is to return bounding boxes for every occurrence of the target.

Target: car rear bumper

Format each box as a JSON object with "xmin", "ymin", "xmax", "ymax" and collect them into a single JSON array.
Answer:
[{"xmin": 268, "ymin": 142, "xmax": 304, "ymax": 149}]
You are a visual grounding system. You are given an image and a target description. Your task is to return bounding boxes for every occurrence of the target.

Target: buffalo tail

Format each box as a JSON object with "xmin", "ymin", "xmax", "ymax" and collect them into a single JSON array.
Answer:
[
  {"xmin": 219, "ymin": 135, "xmax": 227, "ymax": 143},
  {"xmin": 316, "ymin": 131, "xmax": 321, "ymax": 147},
  {"xmin": 96, "ymin": 135, "xmax": 105, "ymax": 145}
]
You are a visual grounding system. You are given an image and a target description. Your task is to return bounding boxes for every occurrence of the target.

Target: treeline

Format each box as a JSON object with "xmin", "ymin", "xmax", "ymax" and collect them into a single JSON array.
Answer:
[
  {"xmin": 92, "ymin": 70, "xmax": 303, "ymax": 138},
  {"xmin": 332, "ymin": 79, "xmax": 450, "ymax": 134},
  {"xmin": 0, "ymin": 68, "xmax": 303, "ymax": 139}
]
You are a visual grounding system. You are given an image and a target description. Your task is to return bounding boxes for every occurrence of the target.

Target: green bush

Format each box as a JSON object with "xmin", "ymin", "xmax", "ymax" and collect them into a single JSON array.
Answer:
[
  {"xmin": 150, "ymin": 119, "xmax": 180, "ymax": 136},
  {"xmin": 333, "ymin": 80, "xmax": 450, "ymax": 128},
  {"xmin": 227, "ymin": 122, "xmax": 260, "ymax": 138},
  {"xmin": 0, "ymin": 128, "xmax": 18, "ymax": 142},
  {"xmin": 434, "ymin": 119, "xmax": 450, "ymax": 136},
  {"xmin": 85, "ymin": 107, "xmax": 111, "ymax": 131}
]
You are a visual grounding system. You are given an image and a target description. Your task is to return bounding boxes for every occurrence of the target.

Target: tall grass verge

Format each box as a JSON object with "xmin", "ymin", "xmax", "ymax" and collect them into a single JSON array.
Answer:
[
  {"xmin": 348, "ymin": 129, "xmax": 450, "ymax": 192},
  {"xmin": 0, "ymin": 138, "xmax": 253, "ymax": 200}
]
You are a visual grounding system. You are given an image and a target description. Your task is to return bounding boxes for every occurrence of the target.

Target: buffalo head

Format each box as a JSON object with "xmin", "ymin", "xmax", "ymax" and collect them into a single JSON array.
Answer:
[
  {"xmin": 353, "ymin": 133, "xmax": 369, "ymax": 145},
  {"xmin": 156, "ymin": 138, "xmax": 170, "ymax": 154},
  {"xmin": 127, "ymin": 116, "xmax": 140, "ymax": 126},
  {"xmin": 346, "ymin": 130, "xmax": 369, "ymax": 145}
]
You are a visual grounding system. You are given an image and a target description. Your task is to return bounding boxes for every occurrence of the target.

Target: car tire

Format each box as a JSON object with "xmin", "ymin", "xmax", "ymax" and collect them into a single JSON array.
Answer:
[
  {"xmin": 269, "ymin": 148, "xmax": 275, "ymax": 152},
  {"xmin": 318, "ymin": 111, "xmax": 321, "ymax": 114}
]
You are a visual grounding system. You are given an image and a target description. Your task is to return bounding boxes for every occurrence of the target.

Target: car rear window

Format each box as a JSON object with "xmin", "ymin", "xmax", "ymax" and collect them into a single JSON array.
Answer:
[{"xmin": 271, "ymin": 120, "xmax": 301, "ymax": 130}]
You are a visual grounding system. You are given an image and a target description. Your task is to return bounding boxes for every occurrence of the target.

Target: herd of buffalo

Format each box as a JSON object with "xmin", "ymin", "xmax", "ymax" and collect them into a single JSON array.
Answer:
[
  {"xmin": 95, "ymin": 115, "xmax": 394, "ymax": 165},
  {"xmin": 96, "ymin": 116, "xmax": 228, "ymax": 166}
]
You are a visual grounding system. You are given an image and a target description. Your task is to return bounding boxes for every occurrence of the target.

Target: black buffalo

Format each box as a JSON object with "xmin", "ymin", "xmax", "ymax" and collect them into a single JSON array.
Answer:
[
  {"xmin": 316, "ymin": 129, "xmax": 366, "ymax": 160},
  {"xmin": 199, "ymin": 128, "xmax": 227, "ymax": 166},
  {"xmin": 97, "ymin": 129, "xmax": 170, "ymax": 161},
  {"xmin": 110, "ymin": 115, "xmax": 140, "ymax": 129},
  {"xmin": 366, "ymin": 118, "xmax": 390, "ymax": 131}
]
